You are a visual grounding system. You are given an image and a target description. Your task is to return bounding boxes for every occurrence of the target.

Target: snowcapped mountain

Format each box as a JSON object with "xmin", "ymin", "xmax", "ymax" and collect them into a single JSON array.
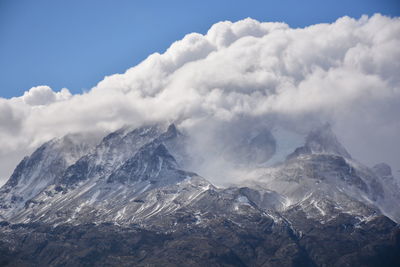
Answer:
[
  {"xmin": 0, "ymin": 123, "xmax": 399, "ymax": 266},
  {"xmin": 0, "ymin": 134, "xmax": 95, "ymax": 220}
]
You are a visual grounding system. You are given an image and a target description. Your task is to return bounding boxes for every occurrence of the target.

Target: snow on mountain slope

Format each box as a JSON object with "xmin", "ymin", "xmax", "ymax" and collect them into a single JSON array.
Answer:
[
  {"xmin": 0, "ymin": 134, "xmax": 95, "ymax": 220},
  {"xmin": 4, "ymin": 123, "xmax": 200, "ymax": 226},
  {"xmin": 58, "ymin": 124, "xmax": 167, "ymax": 187},
  {"xmin": 243, "ymin": 156, "xmax": 378, "ymax": 220},
  {"xmin": 0, "ymin": 122, "xmax": 399, "ymax": 229},
  {"xmin": 243, "ymin": 144, "xmax": 399, "ymax": 222},
  {"xmin": 1, "ymin": 120, "xmax": 400, "ymax": 266}
]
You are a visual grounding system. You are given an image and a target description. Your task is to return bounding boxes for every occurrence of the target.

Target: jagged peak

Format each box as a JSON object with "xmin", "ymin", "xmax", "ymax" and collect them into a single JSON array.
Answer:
[
  {"xmin": 99, "ymin": 122, "xmax": 180, "ymax": 147},
  {"xmin": 287, "ymin": 123, "xmax": 351, "ymax": 160},
  {"xmin": 166, "ymin": 123, "xmax": 178, "ymax": 136},
  {"xmin": 106, "ymin": 142, "xmax": 181, "ymax": 185},
  {"xmin": 306, "ymin": 123, "xmax": 351, "ymax": 157}
]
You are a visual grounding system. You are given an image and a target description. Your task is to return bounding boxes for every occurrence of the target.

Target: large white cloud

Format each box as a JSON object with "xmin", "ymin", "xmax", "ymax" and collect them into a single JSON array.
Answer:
[{"xmin": 1, "ymin": 14, "xmax": 399, "ymax": 185}]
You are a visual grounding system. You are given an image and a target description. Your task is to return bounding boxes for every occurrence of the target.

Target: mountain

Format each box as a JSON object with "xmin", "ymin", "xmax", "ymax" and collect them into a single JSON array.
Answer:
[
  {"xmin": 0, "ymin": 123, "xmax": 399, "ymax": 266},
  {"xmin": 0, "ymin": 134, "xmax": 95, "ymax": 220},
  {"xmin": 287, "ymin": 123, "xmax": 352, "ymax": 160}
]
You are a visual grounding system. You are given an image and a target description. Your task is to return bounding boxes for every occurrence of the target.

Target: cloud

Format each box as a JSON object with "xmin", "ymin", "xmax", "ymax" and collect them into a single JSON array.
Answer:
[
  {"xmin": 0, "ymin": 14, "xmax": 399, "ymax": 185},
  {"xmin": 22, "ymin": 86, "xmax": 72, "ymax": 106}
]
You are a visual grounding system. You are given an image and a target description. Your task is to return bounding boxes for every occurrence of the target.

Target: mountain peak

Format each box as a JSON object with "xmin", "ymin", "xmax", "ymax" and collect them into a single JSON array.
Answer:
[
  {"xmin": 167, "ymin": 123, "xmax": 177, "ymax": 133},
  {"xmin": 163, "ymin": 123, "xmax": 179, "ymax": 139},
  {"xmin": 306, "ymin": 123, "xmax": 351, "ymax": 158},
  {"xmin": 0, "ymin": 134, "xmax": 94, "ymax": 217},
  {"xmin": 287, "ymin": 123, "xmax": 351, "ymax": 160}
]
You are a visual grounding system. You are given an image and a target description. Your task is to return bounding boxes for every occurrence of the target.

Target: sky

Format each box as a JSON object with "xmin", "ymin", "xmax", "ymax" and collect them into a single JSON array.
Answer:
[
  {"xmin": 0, "ymin": 1, "xmax": 400, "ymax": 185},
  {"xmin": 1, "ymin": 0, "xmax": 399, "ymax": 98}
]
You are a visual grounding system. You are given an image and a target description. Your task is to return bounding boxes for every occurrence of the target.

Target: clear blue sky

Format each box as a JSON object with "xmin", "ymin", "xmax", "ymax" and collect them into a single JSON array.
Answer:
[{"xmin": 1, "ymin": 0, "xmax": 399, "ymax": 98}]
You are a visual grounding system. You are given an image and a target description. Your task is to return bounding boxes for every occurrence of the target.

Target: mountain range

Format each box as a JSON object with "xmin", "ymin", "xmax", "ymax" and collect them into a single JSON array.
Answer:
[{"xmin": 0, "ymin": 123, "xmax": 399, "ymax": 266}]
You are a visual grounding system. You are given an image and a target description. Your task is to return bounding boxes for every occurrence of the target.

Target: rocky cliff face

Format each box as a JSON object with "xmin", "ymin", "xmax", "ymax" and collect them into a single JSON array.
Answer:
[{"xmin": 0, "ymin": 123, "xmax": 399, "ymax": 266}]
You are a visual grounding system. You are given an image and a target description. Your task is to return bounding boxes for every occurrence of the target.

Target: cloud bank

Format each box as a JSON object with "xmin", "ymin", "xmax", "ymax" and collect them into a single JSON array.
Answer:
[{"xmin": 1, "ymin": 14, "xmax": 400, "ymax": 184}]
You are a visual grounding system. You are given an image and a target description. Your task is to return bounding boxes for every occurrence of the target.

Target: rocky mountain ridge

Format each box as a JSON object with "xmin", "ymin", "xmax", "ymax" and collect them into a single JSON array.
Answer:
[{"xmin": 0, "ymin": 123, "xmax": 399, "ymax": 266}]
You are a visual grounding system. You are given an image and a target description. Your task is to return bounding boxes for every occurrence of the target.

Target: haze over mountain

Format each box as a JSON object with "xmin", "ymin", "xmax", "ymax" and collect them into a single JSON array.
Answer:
[{"xmin": 1, "ymin": 14, "xmax": 400, "ymax": 186}]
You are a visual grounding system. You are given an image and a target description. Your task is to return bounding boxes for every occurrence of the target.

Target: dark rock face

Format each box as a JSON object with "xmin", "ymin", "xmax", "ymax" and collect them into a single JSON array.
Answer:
[
  {"xmin": 281, "ymin": 212, "xmax": 400, "ymax": 267},
  {"xmin": 0, "ymin": 213, "xmax": 398, "ymax": 267}
]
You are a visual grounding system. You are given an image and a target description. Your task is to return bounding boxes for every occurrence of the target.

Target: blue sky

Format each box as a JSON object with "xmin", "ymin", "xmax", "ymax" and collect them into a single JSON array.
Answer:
[{"xmin": 1, "ymin": 0, "xmax": 399, "ymax": 98}]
